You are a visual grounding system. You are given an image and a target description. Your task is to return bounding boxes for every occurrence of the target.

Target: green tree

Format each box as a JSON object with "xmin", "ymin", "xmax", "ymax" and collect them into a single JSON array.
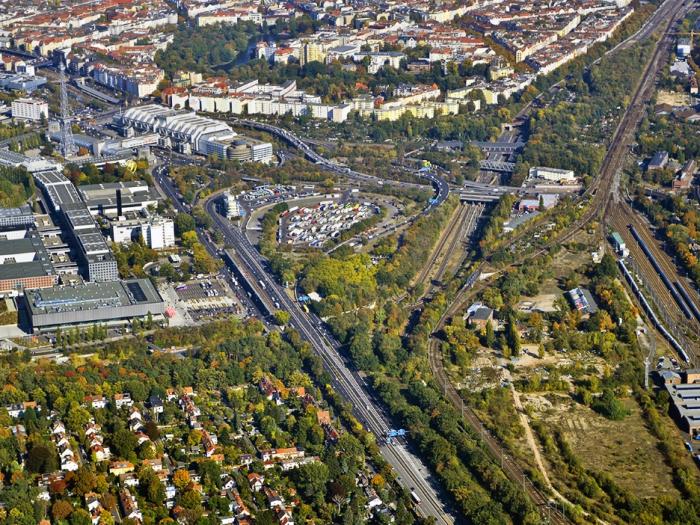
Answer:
[
  {"xmin": 175, "ymin": 213, "xmax": 196, "ymax": 236},
  {"xmin": 112, "ymin": 429, "xmax": 138, "ymax": 459},
  {"xmin": 484, "ymin": 320, "xmax": 495, "ymax": 348},
  {"xmin": 70, "ymin": 509, "xmax": 92, "ymax": 525},
  {"xmin": 74, "ymin": 466, "xmax": 97, "ymax": 495},
  {"xmin": 52, "ymin": 500, "xmax": 73, "ymax": 521},
  {"xmin": 593, "ymin": 389, "xmax": 629, "ymax": 421},
  {"xmin": 273, "ymin": 310, "xmax": 290, "ymax": 326},
  {"xmin": 294, "ymin": 461, "xmax": 329, "ymax": 501},
  {"xmin": 25, "ymin": 444, "xmax": 57, "ymax": 473},
  {"xmin": 506, "ymin": 316, "xmax": 521, "ymax": 356}
]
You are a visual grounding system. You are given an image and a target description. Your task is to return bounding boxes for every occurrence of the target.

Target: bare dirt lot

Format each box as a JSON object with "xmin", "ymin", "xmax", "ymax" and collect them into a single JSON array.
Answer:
[
  {"xmin": 656, "ymin": 89, "xmax": 692, "ymax": 107},
  {"xmin": 528, "ymin": 394, "xmax": 679, "ymax": 499}
]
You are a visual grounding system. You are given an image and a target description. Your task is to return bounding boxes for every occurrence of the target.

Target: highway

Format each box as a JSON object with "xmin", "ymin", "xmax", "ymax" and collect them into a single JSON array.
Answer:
[
  {"xmin": 228, "ymin": 117, "xmax": 450, "ymax": 212},
  {"xmin": 153, "ymin": 164, "xmax": 275, "ymax": 320},
  {"xmin": 205, "ymin": 196, "xmax": 455, "ymax": 524},
  {"xmin": 153, "ymin": 161, "xmax": 454, "ymax": 523}
]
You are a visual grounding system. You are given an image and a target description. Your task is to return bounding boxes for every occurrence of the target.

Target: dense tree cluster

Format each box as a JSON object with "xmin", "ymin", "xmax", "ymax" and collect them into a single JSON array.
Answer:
[
  {"xmin": 0, "ymin": 319, "xmax": 419, "ymax": 525},
  {"xmin": 517, "ymin": 40, "xmax": 655, "ymax": 185},
  {"xmin": 155, "ymin": 22, "xmax": 261, "ymax": 78},
  {"xmin": 0, "ymin": 165, "xmax": 34, "ymax": 208}
]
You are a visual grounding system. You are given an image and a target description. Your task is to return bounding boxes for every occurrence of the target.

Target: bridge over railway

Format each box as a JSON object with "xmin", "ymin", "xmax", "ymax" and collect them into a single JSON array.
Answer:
[
  {"xmin": 479, "ymin": 160, "xmax": 516, "ymax": 172},
  {"xmin": 471, "ymin": 141, "xmax": 525, "ymax": 154}
]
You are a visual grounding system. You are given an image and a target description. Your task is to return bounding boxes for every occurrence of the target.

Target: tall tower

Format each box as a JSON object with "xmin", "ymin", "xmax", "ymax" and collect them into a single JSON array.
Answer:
[{"xmin": 59, "ymin": 63, "xmax": 77, "ymax": 158}]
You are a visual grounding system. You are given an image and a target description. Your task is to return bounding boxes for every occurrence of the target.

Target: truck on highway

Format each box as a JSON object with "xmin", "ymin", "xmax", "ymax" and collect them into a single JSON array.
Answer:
[{"xmin": 410, "ymin": 490, "xmax": 421, "ymax": 504}]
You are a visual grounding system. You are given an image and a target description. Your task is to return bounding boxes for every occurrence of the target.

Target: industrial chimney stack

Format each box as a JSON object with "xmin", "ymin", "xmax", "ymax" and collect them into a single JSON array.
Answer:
[{"xmin": 116, "ymin": 188, "xmax": 123, "ymax": 217}]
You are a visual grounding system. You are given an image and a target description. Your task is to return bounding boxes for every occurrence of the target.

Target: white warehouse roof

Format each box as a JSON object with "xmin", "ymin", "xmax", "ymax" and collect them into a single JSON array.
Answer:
[{"xmin": 122, "ymin": 104, "xmax": 236, "ymax": 148}]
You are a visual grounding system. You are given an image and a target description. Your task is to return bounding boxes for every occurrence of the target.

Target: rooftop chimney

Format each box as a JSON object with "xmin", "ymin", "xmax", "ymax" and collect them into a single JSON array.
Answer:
[{"xmin": 116, "ymin": 188, "xmax": 123, "ymax": 217}]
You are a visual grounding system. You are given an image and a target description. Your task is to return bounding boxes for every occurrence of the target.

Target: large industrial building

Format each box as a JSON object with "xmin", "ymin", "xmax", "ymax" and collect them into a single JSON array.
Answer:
[
  {"xmin": 78, "ymin": 181, "xmax": 159, "ymax": 217},
  {"xmin": 117, "ymin": 104, "xmax": 273, "ymax": 162},
  {"xmin": 34, "ymin": 170, "xmax": 119, "ymax": 282},
  {"xmin": 0, "ymin": 232, "xmax": 57, "ymax": 296},
  {"xmin": 23, "ymin": 278, "xmax": 165, "ymax": 332}
]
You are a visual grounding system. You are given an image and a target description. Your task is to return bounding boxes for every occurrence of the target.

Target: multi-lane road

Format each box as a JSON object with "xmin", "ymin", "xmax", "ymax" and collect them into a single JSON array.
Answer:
[
  {"xmin": 205, "ymin": 201, "xmax": 454, "ymax": 523},
  {"xmin": 149, "ymin": 4, "xmax": 693, "ymax": 522},
  {"xmin": 153, "ymin": 161, "xmax": 455, "ymax": 523},
  {"xmin": 228, "ymin": 117, "xmax": 450, "ymax": 211}
]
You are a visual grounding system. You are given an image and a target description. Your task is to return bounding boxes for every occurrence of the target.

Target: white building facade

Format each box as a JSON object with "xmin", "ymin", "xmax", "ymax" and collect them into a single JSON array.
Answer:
[
  {"xmin": 12, "ymin": 98, "xmax": 48, "ymax": 121},
  {"xmin": 111, "ymin": 216, "xmax": 175, "ymax": 249}
]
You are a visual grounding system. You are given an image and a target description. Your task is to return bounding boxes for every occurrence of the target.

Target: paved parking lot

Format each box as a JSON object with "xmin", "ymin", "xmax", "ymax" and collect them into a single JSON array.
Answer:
[
  {"xmin": 175, "ymin": 279, "xmax": 227, "ymax": 301},
  {"xmin": 172, "ymin": 278, "xmax": 242, "ymax": 318}
]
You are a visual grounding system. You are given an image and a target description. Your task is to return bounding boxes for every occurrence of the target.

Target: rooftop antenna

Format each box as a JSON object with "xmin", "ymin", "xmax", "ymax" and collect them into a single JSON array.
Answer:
[{"xmin": 59, "ymin": 62, "xmax": 77, "ymax": 158}]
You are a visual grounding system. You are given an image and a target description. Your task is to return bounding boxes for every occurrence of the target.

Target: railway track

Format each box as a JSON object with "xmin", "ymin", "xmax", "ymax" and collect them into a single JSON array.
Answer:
[
  {"xmin": 421, "ymin": 1, "xmax": 692, "ymax": 522},
  {"xmin": 408, "ymin": 203, "xmax": 485, "ymax": 306},
  {"xmin": 433, "ymin": 204, "xmax": 483, "ymax": 285},
  {"xmin": 609, "ymin": 203, "xmax": 700, "ymax": 359},
  {"xmin": 412, "ymin": 203, "xmax": 468, "ymax": 291},
  {"xmin": 427, "ymin": 337, "xmax": 570, "ymax": 525},
  {"xmin": 443, "ymin": 0, "xmax": 690, "ymax": 320}
]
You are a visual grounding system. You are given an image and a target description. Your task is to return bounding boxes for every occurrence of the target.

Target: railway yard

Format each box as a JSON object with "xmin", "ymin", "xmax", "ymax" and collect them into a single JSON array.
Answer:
[
  {"xmin": 411, "ymin": 202, "xmax": 484, "ymax": 301},
  {"xmin": 424, "ymin": 0, "xmax": 699, "ymax": 521},
  {"xmin": 610, "ymin": 203, "xmax": 700, "ymax": 363}
]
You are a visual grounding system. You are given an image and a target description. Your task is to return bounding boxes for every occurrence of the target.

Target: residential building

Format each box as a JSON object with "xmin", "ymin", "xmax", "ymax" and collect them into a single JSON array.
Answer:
[{"xmin": 92, "ymin": 63, "xmax": 164, "ymax": 99}]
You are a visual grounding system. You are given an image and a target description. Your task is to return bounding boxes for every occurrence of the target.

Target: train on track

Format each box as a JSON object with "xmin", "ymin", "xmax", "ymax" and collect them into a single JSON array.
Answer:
[
  {"xmin": 618, "ymin": 259, "xmax": 690, "ymax": 363},
  {"xmin": 628, "ymin": 225, "xmax": 698, "ymax": 322}
]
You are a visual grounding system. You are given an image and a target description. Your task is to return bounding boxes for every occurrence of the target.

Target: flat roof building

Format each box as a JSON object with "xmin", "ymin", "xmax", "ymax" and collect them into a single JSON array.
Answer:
[
  {"xmin": 11, "ymin": 97, "xmax": 48, "ymax": 121},
  {"xmin": 78, "ymin": 181, "xmax": 159, "ymax": 217},
  {"xmin": 0, "ymin": 231, "xmax": 57, "ymax": 296},
  {"xmin": 34, "ymin": 169, "xmax": 119, "ymax": 282},
  {"xmin": 33, "ymin": 170, "xmax": 82, "ymax": 212},
  {"xmin": 111, "ymin": 215, "xmax": 175, "ymax": 250},
  {"xmin": 666, "ymin": 382, "xmax": 700, "ymax": 434},
  {"xmin": 0, "ymin": 205, "xmax": 35, "ymax": 229},
  {"xmin": 529, "ymin": 166, "xmax": 576, "ymax": 182},
  {"xmin": 24, "ymin": 279, "xmax": 165, "ymax": 332}
]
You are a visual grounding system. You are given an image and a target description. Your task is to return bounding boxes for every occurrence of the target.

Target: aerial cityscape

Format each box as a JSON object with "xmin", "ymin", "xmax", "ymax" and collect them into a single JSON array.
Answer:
[{"xmin": 0, "ymin": 0, "xmax": 698, "ymax": 524}]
